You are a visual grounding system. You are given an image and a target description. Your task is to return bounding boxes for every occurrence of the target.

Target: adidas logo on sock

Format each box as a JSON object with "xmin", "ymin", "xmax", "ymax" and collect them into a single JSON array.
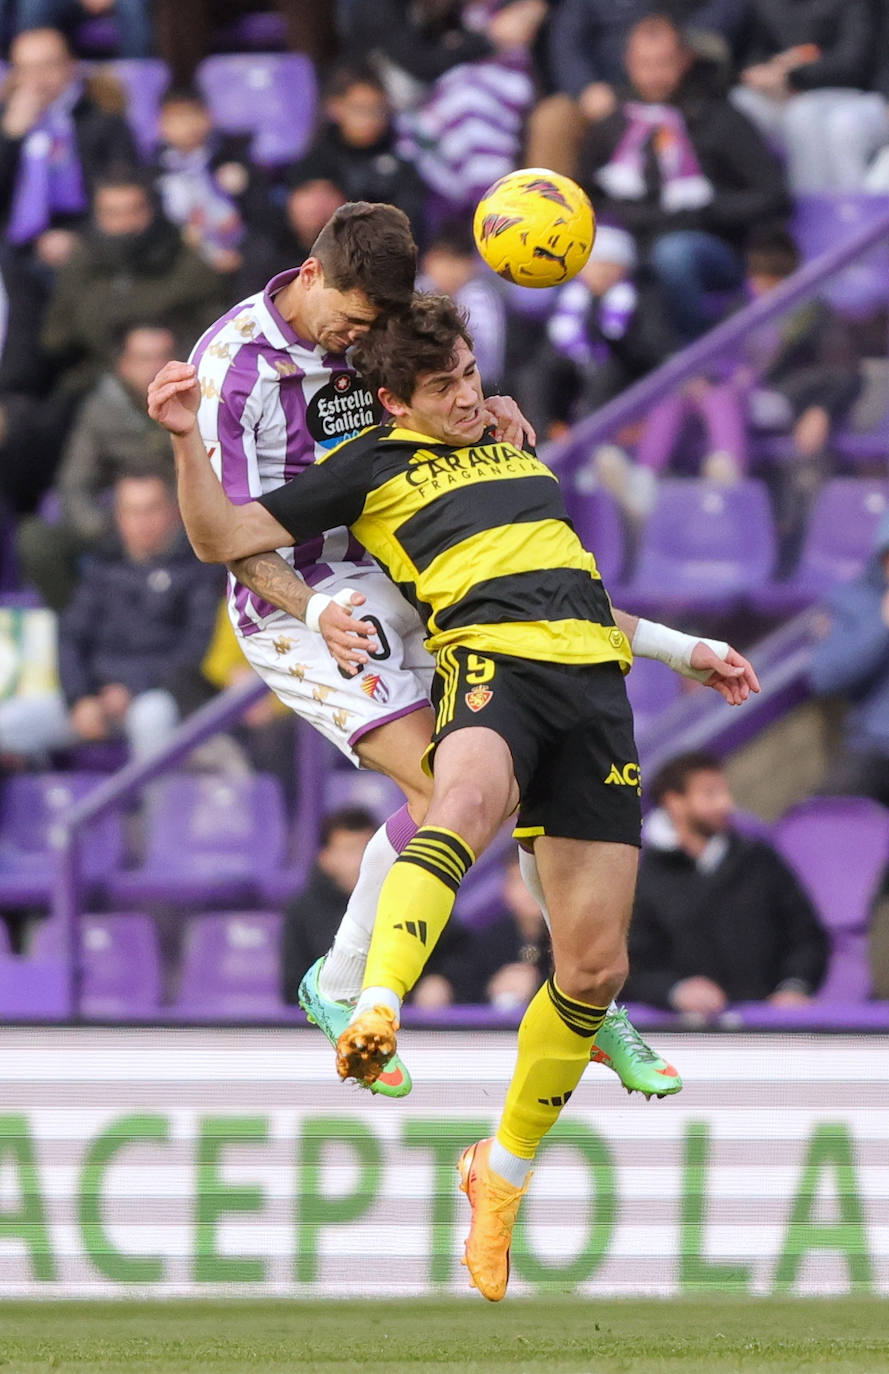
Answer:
[
  {"xmin": 393, "ymin": 920, "xmax": 428, "ymax": 944},
  {"xmin": 537, "ymin": 1090, "xmax": 573, "ymax": 1107}
]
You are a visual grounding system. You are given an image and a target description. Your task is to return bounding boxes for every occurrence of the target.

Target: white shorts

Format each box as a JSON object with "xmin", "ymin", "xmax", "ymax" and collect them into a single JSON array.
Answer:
[{"xmin": 237, "ymin": 567, "xmax": 434, "ymax": 766}]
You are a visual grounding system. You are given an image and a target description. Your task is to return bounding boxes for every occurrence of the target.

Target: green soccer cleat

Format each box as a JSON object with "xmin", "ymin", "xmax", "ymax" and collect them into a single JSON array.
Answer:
[
  {"xmin": 297, "ymin": 956, "xmax": 412, "ymax": 1098},
  {"xmin": 591, "ymin": 1005, "xmax": 683, "ymax": 1100}
]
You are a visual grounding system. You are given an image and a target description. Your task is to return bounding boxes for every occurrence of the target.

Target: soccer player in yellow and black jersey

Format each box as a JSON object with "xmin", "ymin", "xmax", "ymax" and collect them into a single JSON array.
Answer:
[{"xmin": 152, "ymin": 294, "xmax": 759, "ymax": 1302}]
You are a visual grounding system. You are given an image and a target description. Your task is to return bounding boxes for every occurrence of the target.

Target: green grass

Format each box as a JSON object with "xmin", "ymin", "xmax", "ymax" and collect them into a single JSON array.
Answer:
[{"xmin": 0, "ymin": 1298, "xmax": 887, "ymax": 1374}]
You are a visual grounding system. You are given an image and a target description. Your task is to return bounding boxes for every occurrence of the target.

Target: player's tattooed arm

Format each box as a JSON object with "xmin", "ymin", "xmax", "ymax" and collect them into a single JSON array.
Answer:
[{"xmin": 227, "ymin": 551, "xmax": 377, "ymax": 670}]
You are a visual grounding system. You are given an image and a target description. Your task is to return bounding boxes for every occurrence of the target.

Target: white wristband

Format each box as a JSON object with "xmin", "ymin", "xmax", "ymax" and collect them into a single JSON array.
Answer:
[
  {"xmin": 305, "ymin": 586, "xmax": 361, "ymax": 633},
  {"xmin": 631, "ymin": 618, "xmax": 729, "ymax": 682}
]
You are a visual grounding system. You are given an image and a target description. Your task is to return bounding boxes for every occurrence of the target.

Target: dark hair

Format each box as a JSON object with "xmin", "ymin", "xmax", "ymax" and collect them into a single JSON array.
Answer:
[
  {"xmin": 324, "ymin": 61, "xmax": 387, "ymax": 101},
  {"xmin": 319, "ymin": 807, "xmax": 378, "ymax": 846},
  {"xmin": 746, "ymin": 226, "xmax": 800, "ymax": 280},
  {"xmin": 93, "ymin": 167, "xmax": 155, "ymax": 201},
  {"xmin": 651, "ymin": 751, "xmax": 723, "ymax": 804},
  {"xmin": 350, "ymin": 292, "xmax": 473, "ymax": 401},
  {"xmin": 160, "ymin": 84, "xmax": 208, "ymax": 110},
  {"xmin": 309, "ymin": 202, "xmax": 417, "ymax": 313},
  {"xmin": 110, "ymin": 319, "xmax": 175, "ymax": 355},
  {"xmin": 425, "ymin": 218, "xmax": 476, "ymax": 259},
  {"xmin": 114, "ymin": 465, "xmax": 176, "ymax": 494}
]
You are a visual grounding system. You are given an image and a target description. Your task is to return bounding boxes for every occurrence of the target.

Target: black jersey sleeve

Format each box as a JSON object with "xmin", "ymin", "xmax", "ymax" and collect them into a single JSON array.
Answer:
[{"xmin": 258, "ymin": 433, "xmax": 375, "ymax": 541}]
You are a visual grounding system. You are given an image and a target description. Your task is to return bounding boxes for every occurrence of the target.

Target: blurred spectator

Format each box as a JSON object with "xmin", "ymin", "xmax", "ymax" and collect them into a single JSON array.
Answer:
[
  {"xmin": 527, "ymin": 0, "xmax": 747, "ymax": 176},
  {"xmin": 577, "ymin": 16, "xmax": 789, "ymax": 341},
  {"xmin": 515, "ymin": 222, "xmax": 672, "ymax": 440},
  {"xmin": 810, "ymin": 513, "xmax": 889, "ymax": 808},
  {"xmin": 274, "ymin": 176, "xmax": 346, "ymax": 272},
  {"xmin": 461, "ymin": 852, "xmax": 550, "ymax": 1007},
  {"xmin": 41, "ymin": 170, "xmax": 222, "ymax": 395},
  {"xmin": 152, "ymin": 86, "xmax": 273, "ymax": 278},
  {"xmin": 0, "ymin": 471, "xmax": 222, "ymax": 763},
  {"xmin": 347, "ymin": 0, "xmax": 544, "ymax": 211},
  {"xmin": 155, "ymin": 0, "xmax": 338, "ymax": 86},
  {"xmin": 286, "ymin": 62, "xmax": 426, "ymax": 244},
  {"xmin": 281, "ymin": 806, "xmax": 378, "ymax": 1004},
  {"xmin": 16, "ymin": 321, "xmax": 176, "ymax": 610},
  {"xmin": 632, "ymin": 227, "xmax": 860, "ymax": 558},
  {"xmin": 733, "ymin": 0, "xmax": 886, "ymax": 192},
  {"xmin": 0, "ymin": 27, "xmax": 136, "ymax": 259},
  {"xmin": 418, "ymin": 220, "xmax": 507, "ymax": 386},
  {"xmin": 4, "ymin": 2, "xmax": 153, "ymax": 59},
  {"xmin": 624, "ymin": 751, "xmax": 828, "ymax": 1014}
]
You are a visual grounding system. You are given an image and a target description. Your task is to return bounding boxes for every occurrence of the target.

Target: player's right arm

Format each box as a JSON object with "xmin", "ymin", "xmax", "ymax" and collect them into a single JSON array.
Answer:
[{"xmin": 148, "ymin": 361, "xmax": 377, "ymax": 668}]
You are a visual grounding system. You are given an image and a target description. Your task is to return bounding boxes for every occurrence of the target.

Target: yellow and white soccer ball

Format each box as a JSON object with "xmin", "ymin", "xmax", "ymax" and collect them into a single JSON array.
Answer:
[{"xmin": 472, "ymin": 167, "xmax": 596, "ymax": 288}]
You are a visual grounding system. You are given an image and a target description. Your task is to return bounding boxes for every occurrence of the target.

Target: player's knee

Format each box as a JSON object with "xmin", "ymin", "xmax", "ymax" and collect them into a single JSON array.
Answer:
[{"xmin": 557, "ymin": 951, "xmax": 628, "ymax": 1005}]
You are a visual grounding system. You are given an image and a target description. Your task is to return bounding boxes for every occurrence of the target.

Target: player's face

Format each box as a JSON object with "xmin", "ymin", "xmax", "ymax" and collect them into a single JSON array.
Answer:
[
  {"xmin": 303, "ymin": 262, "xmax": 380, "ymax": 354},
  {"xmin": 393, "ymin": 338, "xmax": 486, "ymax": 445},
  {"xmin": 671, "ymin": 769, "xmax": 734, "ymax": 840}
]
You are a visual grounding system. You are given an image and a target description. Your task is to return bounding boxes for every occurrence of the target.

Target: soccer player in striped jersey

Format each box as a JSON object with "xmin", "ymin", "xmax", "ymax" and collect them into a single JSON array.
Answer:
[
  {"xmin": 177, "ymin": 199, "xmax": 683, "ymax": 1104},
  {"xmin": 151, "ymin": 294, "xmax": 759, "ymax": 1300}
]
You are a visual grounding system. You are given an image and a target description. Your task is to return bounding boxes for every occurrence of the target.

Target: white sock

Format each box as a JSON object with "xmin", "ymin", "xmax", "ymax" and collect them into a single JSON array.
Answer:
[
  {"xmin": 489, "ymin": 1138, "xmax": 533, "ymax": 1187},
  {"xmin": 352, "ymin": 985, "xmax": 401, "ymax": 1022},
  {"xmin": 319, "ymin": 822, "xmax": 399, "ymax": 1001},
  {"xmin": 517, "ymin": 846, "xmax": 618, "ymax": 1017}
]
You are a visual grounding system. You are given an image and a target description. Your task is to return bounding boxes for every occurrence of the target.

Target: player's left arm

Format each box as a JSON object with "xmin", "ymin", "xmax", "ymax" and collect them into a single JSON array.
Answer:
[{"xmin": 613, "ymin": 608, "xmax": 761, "ymax": 706}]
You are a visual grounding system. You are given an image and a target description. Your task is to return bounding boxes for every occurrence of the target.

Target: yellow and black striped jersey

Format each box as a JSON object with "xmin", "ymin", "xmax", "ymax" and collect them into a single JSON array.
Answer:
[{"xmin": 260, "ymin": 424, "xmax": 632, "ymax": 669}]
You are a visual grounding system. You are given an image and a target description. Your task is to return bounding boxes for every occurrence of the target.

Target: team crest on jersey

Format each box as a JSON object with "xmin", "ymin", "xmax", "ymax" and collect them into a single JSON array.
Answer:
[
  {"xmin": 360, "ymin": 672, "xmax": 389, "ymax": 703},
  {"xmin": 465, "ymin": 687, "xmax": 493, "ymax": 712}
]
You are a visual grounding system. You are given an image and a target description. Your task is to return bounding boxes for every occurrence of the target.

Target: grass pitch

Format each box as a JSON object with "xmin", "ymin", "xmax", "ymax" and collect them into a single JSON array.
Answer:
[{"xmin": 0, "ymin": 1297, "xmax": 887, "ymax": 1374}]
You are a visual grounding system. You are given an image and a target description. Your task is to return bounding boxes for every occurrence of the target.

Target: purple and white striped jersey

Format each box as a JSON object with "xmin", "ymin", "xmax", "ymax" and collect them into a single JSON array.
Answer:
[{"xmin": 190, "ymin": 267, "xmax": 378, "ymax": 636}]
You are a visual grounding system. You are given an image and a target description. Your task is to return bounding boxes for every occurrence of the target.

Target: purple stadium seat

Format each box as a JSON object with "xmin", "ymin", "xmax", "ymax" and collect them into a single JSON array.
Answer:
[
  {"xmin": 753, "ymin": 480, "xmax": 889, "ymax": 616},
  {"xmin": 0, "ymin": 774, "xmax": 124, "ymax": 907},
  {"xmin": 33, "ymin": 912, "xmax": 161, "ymax": 1018},
  {"xmin": 622, "ymin": 479, "xmax": 777, "ymax": 616},
  {"xmin": 773, "ymin": 796, "xmax": 889, "ymax": 1002},
  {"xmin": 793, "ymin": 195, "xmax": 889, "ymax": 317},
  {"xmin": 105, "ymin": 773, "xmax": 287, "ymax": 908},
  {"xmin": 196, "ymin": 54, "xmax": 317, "ymax": 167},
  {"xmin": 563, "ymin": 485, "xmax": 626, "ymax": 586},
  {"xmin": 323, "ymin": 767, "xmax": 403, "ymax": 820},
  {"xmin": 625, "ymin": 656, "xmax": 682, "ymax": 735},
  {"xmin": 175, "ymin": 910, "xmax": 284, "ymax": 1017},
  {"xmin": 100, "ymin": 59, "xmax": 171, "ymax": 157}
]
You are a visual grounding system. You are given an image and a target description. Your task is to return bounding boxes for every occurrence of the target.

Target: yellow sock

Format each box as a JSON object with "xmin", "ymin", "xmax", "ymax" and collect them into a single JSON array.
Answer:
[
  {"xmin": 497, "ymin": 977, "xmax": 608, "ymax": 1160},
  {"xmin": 363, "ymin": 826, "xmax": 475, "ymax": 999}
]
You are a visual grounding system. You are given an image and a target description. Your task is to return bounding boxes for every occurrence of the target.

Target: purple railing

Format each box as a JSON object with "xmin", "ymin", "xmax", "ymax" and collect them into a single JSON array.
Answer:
[{"xmin": 543, "ymin": 201, "xmax": 889, "ymax": 475}]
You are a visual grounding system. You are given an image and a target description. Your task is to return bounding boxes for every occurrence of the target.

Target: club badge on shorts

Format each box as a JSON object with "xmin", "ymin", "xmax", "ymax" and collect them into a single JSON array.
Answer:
[
  {"xmin": 360, "ymin": 672, "xmax": 390, "ymax": 703},
  {"xmin": 465, "ymin": 687, "xmax": 493, "ymax": 712}
]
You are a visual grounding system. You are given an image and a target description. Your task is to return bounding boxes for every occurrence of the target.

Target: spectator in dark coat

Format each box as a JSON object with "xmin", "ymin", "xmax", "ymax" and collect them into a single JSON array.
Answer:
[
  {"xmin": 624, "ymin": 752, "xmax": 828, "ymax": 1015},
  {"xmin": 3, "ymin": 2, "xmax": 153, "ymax": 59},
  {"xmin": 577, "ymin": 16, "xmax": 789, "ymax": 340},
  {"xmin": 16, "ymin": 322, "xmax": 177, "ymax": 610},
  {"xmin": 287, "ymin": 63, "xmax": 426, "ymax": 246},
  {"xmin": 281, "ymin": 807, "xmax": 378, "ymax": 1004},
  {"xmin": 41, "ymin": 171, "xmax": 222, "ymax": 396},
  {"xmin": 810, "ymin": 513, "xmax": 889, "ymax": 808},
  {"xmin": 733, "ymin": 0, "xmax": 885, "ymax": 191},
  {"xmin": 0, "ymin": 27, "xmax": 136, "ymax": 260},
  {"xmin": 0, "ymin": 471, "xmax": 222, "ymax": 762},
  {"xmin": 459, "ymin": 853, "xmax": 550, "ymax": 1007},
  {"xmin": 526, "ymin": 0, "xmax": 747, "ymax": 176}
]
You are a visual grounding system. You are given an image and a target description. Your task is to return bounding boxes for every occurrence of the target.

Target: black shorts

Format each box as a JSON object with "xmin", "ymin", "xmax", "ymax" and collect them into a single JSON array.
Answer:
[{"xmin": 427, "ymin": 648, "xmax": 641, "ymax": 847}]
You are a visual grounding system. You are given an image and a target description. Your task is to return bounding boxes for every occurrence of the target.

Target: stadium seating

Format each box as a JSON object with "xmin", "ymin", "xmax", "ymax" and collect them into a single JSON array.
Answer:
[
  {"xmin": 793, "ymin": 194, "xmax": 889, "ymax": 318},
  {"xmin": 174, "ymin": 910, "xmax": 284, "ymax": 1017},
  {"xmin": 624, "ymin": 655, "xmax": 682, "ymax": 735},
  {"xmin": 103, "ymin": 59, "xmax": 171, "ymax": 157},
  {"xmin": 773, "ymin": 796, "xmax": 889, "ymax": 1002},
  {"xmin": 104, "ymin": 773, "xmax": 287, "ymax": 908},
  {"xmin": 0, "ymin": 773, "xmax": 124, "ymax": 908},
  {"xmin": 195, "ymin": 53, "xmax": 317, "ymax": 167},
  {"xmin": 617, "ymin": 479, "xmax": 777, "ymax": 615},
  {"xmin": 752, "ymin": 479, "xmax": 889, "ymax": 616},
  {"xmin": 33, "ymin": 912, "xmax": 162, "ymax": 1018},
  {"xmin": 563, "ymin": 485, "xmax": 626, "ymax": 586}
]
